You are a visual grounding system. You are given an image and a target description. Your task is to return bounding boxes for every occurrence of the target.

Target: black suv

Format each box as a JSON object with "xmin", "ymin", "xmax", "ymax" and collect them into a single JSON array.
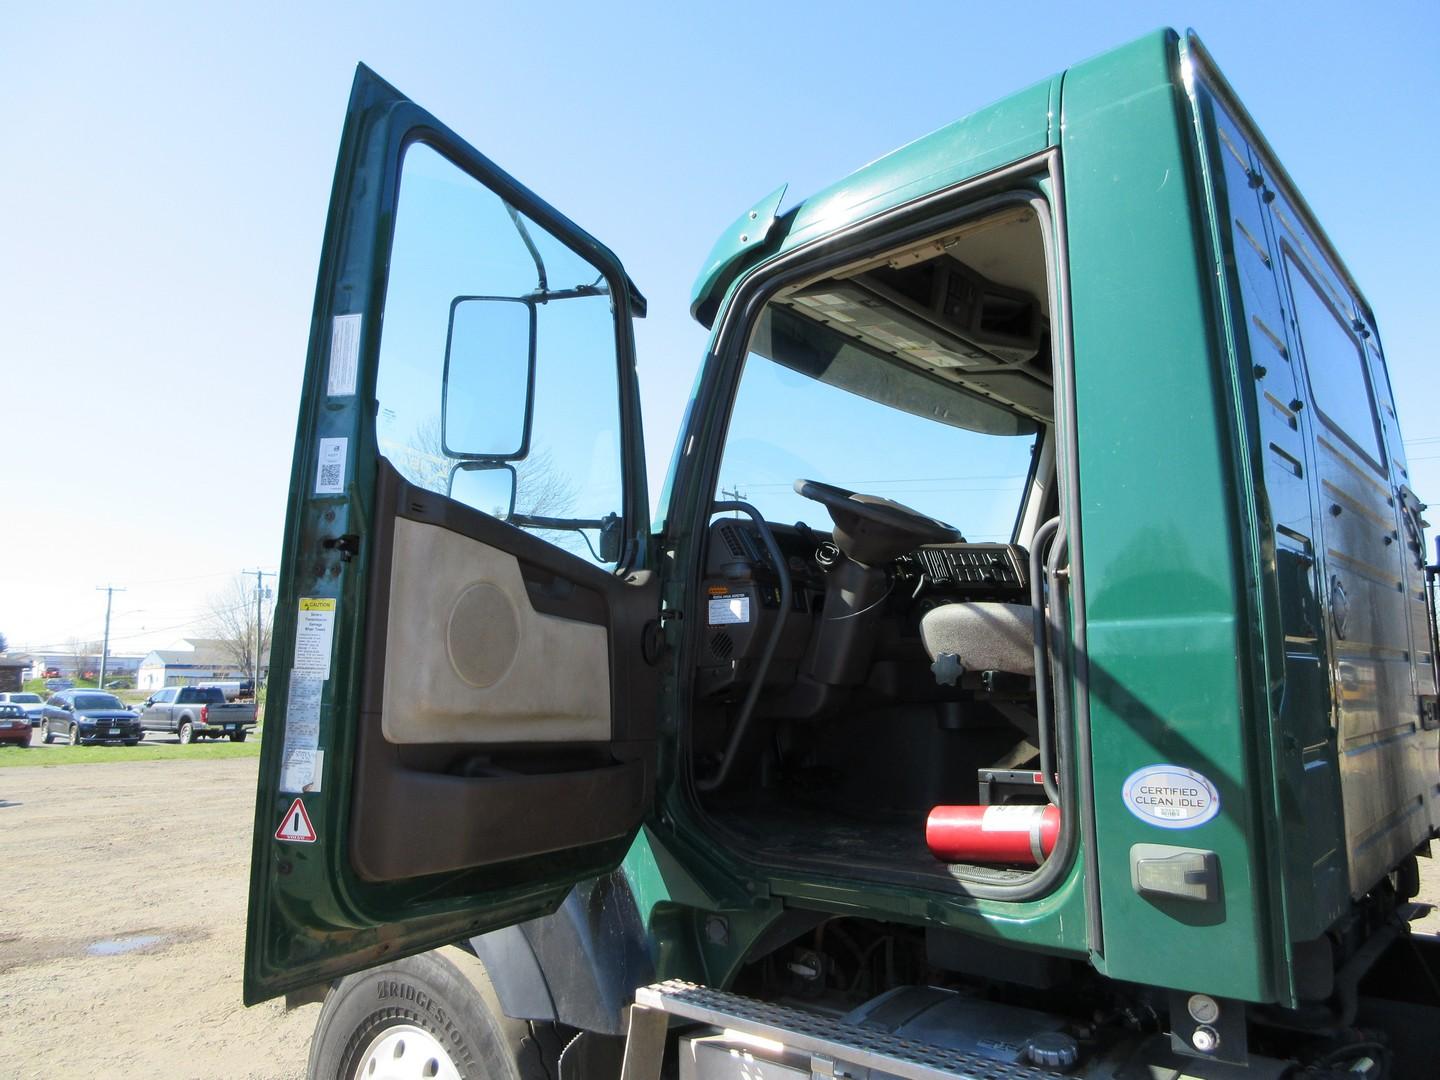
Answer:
[{"xmin": 38, "ymin": 690, "xmax": 141, "ymax": 746}]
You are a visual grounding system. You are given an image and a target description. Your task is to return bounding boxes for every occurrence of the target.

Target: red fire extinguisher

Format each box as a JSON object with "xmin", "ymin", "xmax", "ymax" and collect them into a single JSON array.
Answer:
[{"xmin": 927, "ymin": 803, "xmax": 1060, "ymax": 866}]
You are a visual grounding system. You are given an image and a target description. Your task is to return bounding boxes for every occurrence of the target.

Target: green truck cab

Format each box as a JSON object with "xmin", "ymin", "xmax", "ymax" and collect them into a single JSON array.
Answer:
[{"xmin": 246, "ymin": 28, "xmax": 1440, "ymax": 1079}]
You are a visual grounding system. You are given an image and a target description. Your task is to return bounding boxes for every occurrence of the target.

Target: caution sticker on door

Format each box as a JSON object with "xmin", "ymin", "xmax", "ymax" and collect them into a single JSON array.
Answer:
[
  {"xmin": 1122, "ymin": 764, "xmax": 1220, "ymax": 829},
  {"xmin": 275, "ymin": 797, "xmax": 318, "ymax": 843}
]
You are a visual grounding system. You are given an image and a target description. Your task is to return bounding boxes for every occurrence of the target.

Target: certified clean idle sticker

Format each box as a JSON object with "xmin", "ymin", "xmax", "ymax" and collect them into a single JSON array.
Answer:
[{"xmin": 1122, "ymin": 764, "xmax": 1220, "ymax": 829}]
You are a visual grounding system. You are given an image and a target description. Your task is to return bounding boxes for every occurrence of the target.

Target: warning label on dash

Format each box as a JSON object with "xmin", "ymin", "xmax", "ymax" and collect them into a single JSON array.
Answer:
[{"xmin": 707, "ymin": 594, "xmax": 750, "ymax": 625}]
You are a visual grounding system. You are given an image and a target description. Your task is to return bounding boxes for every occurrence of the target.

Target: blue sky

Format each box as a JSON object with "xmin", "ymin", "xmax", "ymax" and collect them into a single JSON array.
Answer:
[{"xmin": 3, "ymin": 2, "xmax": 1436, "ymax": 654}]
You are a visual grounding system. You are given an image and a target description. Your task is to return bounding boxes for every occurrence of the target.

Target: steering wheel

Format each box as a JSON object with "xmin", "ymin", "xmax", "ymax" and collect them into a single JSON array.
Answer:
[{"xmin": 794, "ymin": 479, "xmax": 962, "ymax": 565}]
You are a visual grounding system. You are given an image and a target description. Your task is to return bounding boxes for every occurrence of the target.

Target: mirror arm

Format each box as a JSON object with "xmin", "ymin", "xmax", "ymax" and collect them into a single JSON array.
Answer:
[
  {"xmin": 506, "ymin": 205, "xmax": 548, "ymax": 294},
  {"xmin": 523, "ymin": 283, "xmax": 610, "ymax": 304},
  {"xmin": 508, "ymin": 513, "xmax": 609, "ymax": 531}
]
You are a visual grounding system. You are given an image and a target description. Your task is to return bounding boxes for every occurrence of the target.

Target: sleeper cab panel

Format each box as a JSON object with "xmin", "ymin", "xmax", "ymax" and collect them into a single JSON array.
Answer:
[
  {"xmin": 1262, "ymin": 172, "xmax": 1439, "ymax": 898},
  {"xmin": 1198, "ymin": 88, "xmax": 1347, "ymax": 941}
]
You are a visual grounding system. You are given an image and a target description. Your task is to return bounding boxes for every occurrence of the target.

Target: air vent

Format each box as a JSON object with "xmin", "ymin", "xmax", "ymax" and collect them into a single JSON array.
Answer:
[
  {"xmin": 710, "ymin": 632, "xmax": 734, "ymax": 660},
  {"xmin": 721, "ymin": 526, "xmax": 746, "ymax": 559}
]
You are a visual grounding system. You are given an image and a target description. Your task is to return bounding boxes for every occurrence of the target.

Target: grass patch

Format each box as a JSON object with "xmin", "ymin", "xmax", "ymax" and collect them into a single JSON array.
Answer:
[{"xmin": 0, "ymin": 739, "xmax": 263, "ymax": 767}]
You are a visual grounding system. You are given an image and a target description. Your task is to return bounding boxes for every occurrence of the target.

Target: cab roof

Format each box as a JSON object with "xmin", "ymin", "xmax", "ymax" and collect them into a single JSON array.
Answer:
[{"xmin": 690, "ymin": 28, "xmax": 1374, "ymax": 329}]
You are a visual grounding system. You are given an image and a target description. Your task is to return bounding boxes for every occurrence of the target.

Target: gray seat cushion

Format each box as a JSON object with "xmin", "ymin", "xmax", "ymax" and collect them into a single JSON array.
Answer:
[{"xmin": 919, "ymin": 602, "xmax": 1035, "ymax": 676}]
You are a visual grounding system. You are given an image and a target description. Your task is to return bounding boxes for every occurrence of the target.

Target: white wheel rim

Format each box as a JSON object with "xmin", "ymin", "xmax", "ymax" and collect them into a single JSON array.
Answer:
[{"xmin": 354, "ymin": 1023, "xmax": 461, "ymax": 1080}]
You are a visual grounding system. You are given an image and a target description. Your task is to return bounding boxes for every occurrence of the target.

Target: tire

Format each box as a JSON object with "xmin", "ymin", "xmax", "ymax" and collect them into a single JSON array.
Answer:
[
  {"xmin": 68, "ymin": 724, "xmax": 80, "ymax": 746},
  {"xmin": 123, "ymin": 740, "xmax": 139, "ymax": 747},
  {"xmin": 178, "ymin": 721, "xmax": 194, "ymax": 745},
  {"xmin": 41, "ymin": 723, "xmax": 52, "ymax": 745},
  {"xmin": 306, "ymin": 947, "xmax": 560, "ymax": 1080},
  {"xmin": 229, "ymin": 731, "xmax": 247, "ymax": 743}
]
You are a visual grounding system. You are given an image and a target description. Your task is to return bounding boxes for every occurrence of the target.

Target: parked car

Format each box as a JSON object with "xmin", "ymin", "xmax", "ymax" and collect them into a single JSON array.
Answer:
[
  {"xmin": 0, "ymin": 704, "xmax": 30, "ymax": 747},
  {"xmin": 138, "ymin": 685, "xmax": 257, "ymax": 743},
  {"xmin": 43, "ymin": 678, "xmax": 74, "ymax": 691},
  {"xmin": 37, "ymin": 689, "xmax": 141, "ymax": 746},
  {"xmin": 0, "ymin": 691, "xmax": 46, "ymax": 726}
]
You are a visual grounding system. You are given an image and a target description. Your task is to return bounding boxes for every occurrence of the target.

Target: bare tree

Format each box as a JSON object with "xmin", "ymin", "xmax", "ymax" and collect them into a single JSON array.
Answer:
[
  {"xmin": 205, "ymin": 576, "xmax": 274, "ymax": 677},
  {"xmin": 67, "ymin": 637, "xmax": 99, "ymax": 679},
  {"xmin": 401, "ymin": 414, "xmax": 579, "ymax": 519}
]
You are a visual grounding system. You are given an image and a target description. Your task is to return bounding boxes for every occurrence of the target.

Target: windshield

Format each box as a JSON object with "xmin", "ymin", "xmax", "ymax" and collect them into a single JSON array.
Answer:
[
  {"xmin": 74, "ymin": 693, "xmax": 124, "ymax": 710},
  {"xmin": 12, "ymin": 693, "xmax": 41, "ymax": 703},
  {"xmin": 717, "ymin": 316, "xmax": 1039, "ymax": 541}
]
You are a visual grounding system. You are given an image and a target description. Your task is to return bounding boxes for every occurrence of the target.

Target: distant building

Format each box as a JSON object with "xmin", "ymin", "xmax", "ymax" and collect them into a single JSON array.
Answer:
[
  {"xmin": 25, "ymin": 652, "xmax": 143, "ymax": 681},
  {"xmin": 0, "ymin": 655, "xmax": 28, "ymax": 693},
  {"xmin": 136, "ymin": 638, "xmax": 270, "ymax": 691}
]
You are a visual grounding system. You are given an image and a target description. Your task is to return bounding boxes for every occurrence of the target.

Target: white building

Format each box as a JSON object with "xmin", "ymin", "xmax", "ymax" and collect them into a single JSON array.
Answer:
[{"xmin": 136, "ymin": 638, "xmax": 269, "ymax": 691}]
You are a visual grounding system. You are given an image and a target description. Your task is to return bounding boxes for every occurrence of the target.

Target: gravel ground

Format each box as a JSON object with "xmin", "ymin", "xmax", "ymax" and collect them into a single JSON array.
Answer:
[{"xmin": 0, "ymin": 746, "xmax": 318, "ymax": 1079}]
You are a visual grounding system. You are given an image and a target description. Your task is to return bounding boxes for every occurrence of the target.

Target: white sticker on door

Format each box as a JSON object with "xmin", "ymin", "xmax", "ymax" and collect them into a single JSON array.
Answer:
[
  {"xmin": 279, "ymin": 674, "xmax": 323, "ymax": 793},
  {"xmin": 1122, "ymin": 764, "xmax": 1221, "ymax": 829},
  {"xmin": 293, "ymin": 598, "xmax": 337, "ymax": 678},
  {"xmin": 327, "ymin": 313, "xmax": 361, "ymax": 396},
  {"xmin": 314, "ymin": 437, "xmax": 348, "ymax": 495},
  {"xmin": 708, "ymin": 594, "xmax": 751, "ymax": 625}
]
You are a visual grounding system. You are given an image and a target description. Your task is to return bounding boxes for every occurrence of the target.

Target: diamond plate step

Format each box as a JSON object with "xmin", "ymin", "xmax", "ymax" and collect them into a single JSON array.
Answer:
[{"xmin": 633, "ymin": 980, "xmax": 1069, "ymax": 1080}]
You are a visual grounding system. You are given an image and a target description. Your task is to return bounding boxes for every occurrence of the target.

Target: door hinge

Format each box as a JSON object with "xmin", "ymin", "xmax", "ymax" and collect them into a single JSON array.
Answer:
[{"xmin": 322, "ymin": 533, "xmax": 360, "ymax": 562}]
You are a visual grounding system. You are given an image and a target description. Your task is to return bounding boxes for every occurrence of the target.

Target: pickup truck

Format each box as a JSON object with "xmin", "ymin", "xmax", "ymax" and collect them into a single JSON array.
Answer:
[{"xmin": 139, "ymin": 686, "xmax": 256, "ymax": 743}]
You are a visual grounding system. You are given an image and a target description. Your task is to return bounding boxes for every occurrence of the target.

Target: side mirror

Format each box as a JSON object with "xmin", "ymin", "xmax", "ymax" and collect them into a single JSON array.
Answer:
[
  {"xmin": 598, "ymin": 512, "xmax": 623, "ymax": 564},
  {"xmin": 442, "ymin": 296, "xmax": 536, "ymax": 460},
  {"xmin": 448, "ymin": 463, "xmax": 518, "ymax": 520}
]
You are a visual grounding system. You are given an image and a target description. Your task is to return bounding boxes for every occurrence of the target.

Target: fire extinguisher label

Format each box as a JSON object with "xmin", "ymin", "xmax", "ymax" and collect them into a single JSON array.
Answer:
[
  {"xmin": 980, "ymin": 805, "xmax": 1044, "ymax": 831},
  {"xmin": 1122, "ymin": 764, "xmax": 1220, "ymax": 829}
]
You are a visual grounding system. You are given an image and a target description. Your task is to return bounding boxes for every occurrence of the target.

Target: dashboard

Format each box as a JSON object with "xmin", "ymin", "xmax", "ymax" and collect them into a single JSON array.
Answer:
[{"xmin": 698, "ymin": 518, "xmax": 1030, "ymax": 698}]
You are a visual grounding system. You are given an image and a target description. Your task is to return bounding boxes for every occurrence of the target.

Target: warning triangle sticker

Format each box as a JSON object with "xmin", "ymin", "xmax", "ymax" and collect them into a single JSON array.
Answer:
[{"xmin": 275, "ymin": 797, "xmax": 318, "ymax": 843}]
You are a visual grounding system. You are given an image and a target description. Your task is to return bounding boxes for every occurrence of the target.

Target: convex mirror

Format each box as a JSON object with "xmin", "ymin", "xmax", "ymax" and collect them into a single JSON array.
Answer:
[{"xmin": 448, "ymin": 463, "xmax": 518, "ymax": 519}]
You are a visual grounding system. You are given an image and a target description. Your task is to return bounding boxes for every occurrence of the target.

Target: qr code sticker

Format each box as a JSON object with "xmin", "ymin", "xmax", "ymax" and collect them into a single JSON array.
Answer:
[{"xmin": 315, "ymin": 438, "xmax": 347, "ymax": 495}]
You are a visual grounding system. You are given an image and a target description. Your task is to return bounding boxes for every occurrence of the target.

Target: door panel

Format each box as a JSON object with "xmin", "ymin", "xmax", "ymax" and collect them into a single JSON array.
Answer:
[
  {"xmin": 245, "ymin": 66, "xmax": 656, "ymax": 1005},
  {"xmin": 350, "ymin": 462, "xmax": 653, "ymax": 884},
  {"xmin": 381, "ymin": 517, "xmax": 612, "ymax": 745}
]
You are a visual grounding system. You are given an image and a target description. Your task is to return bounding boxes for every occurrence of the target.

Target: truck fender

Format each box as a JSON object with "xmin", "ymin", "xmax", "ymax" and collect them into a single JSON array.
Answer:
[{"xmin": 469, "ymin": 871, "xmax": 654, "ymax": 1036}]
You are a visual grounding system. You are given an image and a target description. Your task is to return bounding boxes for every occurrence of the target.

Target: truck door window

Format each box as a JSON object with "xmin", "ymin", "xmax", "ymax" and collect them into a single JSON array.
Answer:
[
  {"xmin": 374, "ymin": 142, "xmax": 625, "ymax": 565},
  {"xmin": 1284, "ymin": 252, "xmax": 1385, "ymax": 472}
]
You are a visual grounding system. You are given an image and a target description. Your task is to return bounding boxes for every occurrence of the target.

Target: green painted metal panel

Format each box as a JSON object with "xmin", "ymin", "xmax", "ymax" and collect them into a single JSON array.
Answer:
[
  {"xmin": 1061, "ymin": 30, "xmax": 1284, "ymax": 1002},
  {"xmin": 689, "ymin": 77, "xmax": 1057, "ymax": 326},
  {"xmin": 1187, "ymin": 76, "xmax": 1347, "ymax": 952}
]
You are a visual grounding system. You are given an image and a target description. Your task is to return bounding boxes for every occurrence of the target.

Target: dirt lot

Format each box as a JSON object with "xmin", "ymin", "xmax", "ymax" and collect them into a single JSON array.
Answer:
[
  {"xmin": 0, "ymin": 750, "xmax": 319, "ymax": 1079},
  {"xmin": 1, "ymin": 738, "xmax": 1438, "ymax": 1079}
]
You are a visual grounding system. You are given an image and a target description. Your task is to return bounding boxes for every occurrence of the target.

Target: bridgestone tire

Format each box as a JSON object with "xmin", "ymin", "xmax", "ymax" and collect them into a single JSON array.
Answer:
[{"xmin": 306, "ymin": 947, "xmax": 560, "ymax": 1080}]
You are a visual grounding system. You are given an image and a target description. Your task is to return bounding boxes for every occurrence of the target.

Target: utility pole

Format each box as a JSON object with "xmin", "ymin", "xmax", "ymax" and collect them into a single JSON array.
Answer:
[
  {"xmin": 95, "ymin": 585, "xmax": 125, "ymax": 688},
  {"xmin": 720, "ymin": 486, "xmax": 748, "ymax": 517},
  {"xmin": 244, "ymin": 570, "xmax": 277, "ymax": 699}
]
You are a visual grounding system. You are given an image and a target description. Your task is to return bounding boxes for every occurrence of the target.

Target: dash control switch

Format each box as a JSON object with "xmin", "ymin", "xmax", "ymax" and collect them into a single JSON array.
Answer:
[{"xmin": 1130, "ymin": 844, "xmax": 1219, "ymax": 903}]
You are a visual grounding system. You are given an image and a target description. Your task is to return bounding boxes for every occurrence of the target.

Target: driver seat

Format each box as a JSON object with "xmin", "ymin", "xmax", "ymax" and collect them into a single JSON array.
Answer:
[{"xmin": 920, "ymin": 602, "xmax": 1035, "ymax": 680}]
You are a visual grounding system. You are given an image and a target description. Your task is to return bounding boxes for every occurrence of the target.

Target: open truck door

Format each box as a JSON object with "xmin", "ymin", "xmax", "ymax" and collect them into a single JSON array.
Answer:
[{"xmin": 245, "ymin": 65, "xmax": 656, "ymax": 1005}]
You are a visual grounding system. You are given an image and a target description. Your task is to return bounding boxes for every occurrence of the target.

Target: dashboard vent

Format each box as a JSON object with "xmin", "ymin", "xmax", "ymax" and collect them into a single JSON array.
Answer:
[{"xmin": 721, "ymin": 526, "xmax": 746, "ymax": 559}]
